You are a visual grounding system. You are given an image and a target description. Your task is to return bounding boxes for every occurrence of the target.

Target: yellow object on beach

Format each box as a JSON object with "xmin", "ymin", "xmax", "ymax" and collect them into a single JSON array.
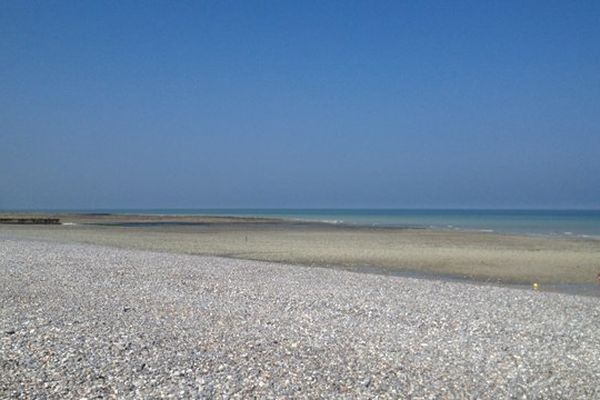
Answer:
[{"xmin": 533, "ymin": 282, "xmax": 539, "ymax": 291}]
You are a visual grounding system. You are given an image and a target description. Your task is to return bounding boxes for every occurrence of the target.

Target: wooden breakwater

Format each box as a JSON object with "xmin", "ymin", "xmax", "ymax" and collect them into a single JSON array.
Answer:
[{"xmin": 0, "ymin": 218, "xmax": 61, "ymax": 225}]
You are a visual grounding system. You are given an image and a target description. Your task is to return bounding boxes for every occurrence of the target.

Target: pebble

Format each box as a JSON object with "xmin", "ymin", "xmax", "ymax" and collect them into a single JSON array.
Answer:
[{"xmin": 1, "ymin": 239, "xmax": 599, "ymax": 398}]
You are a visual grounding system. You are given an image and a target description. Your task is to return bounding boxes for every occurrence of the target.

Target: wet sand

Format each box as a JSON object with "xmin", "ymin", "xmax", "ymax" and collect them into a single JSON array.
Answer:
[{"xmin": 1, "ymin": 213, "xmax": 599, "ymax": 294}]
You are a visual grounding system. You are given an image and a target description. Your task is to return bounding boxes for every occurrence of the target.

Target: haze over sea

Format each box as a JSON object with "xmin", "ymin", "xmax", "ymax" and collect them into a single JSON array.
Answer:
[{"xmin": 18, "ymin": 209, "xmax": 600, "ymax": 238}]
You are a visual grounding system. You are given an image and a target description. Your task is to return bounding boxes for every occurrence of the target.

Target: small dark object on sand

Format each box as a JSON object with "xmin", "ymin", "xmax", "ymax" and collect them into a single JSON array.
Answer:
[{"xmin": 0, "ymin": 218, "xmax": 60, "ymax": 225}]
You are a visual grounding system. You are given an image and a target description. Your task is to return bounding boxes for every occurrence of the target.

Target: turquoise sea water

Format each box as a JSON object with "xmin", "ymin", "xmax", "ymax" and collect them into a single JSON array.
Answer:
[{"xmin": 37, "ymin": 209, "xmax": 600, "ymax": 238}]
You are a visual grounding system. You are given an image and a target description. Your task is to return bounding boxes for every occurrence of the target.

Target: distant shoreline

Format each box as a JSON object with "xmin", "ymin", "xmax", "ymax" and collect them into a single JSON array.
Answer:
[{"xmin": 2, "ymin": 209, "xmax": 599, "ymax": 239}]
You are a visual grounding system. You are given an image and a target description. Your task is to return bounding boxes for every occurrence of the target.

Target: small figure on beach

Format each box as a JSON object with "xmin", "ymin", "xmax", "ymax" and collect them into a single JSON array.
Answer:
[{"xmin": 596, "ymin": 273, "xmax": 600, "ymax": 284}]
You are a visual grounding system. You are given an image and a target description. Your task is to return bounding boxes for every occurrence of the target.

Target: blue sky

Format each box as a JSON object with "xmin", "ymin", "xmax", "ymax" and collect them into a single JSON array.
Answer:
[{"xmin": 1, "ymin": 1, "xmax": 599, "ymax": 209}]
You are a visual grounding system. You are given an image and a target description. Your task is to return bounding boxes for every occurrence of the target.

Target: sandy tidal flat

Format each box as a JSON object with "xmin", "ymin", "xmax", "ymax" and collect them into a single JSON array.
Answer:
[
  {"xmin": 1, "ymin": 214, "xmax": 600, "ymax": 288},
  {"xmin": 1, "ymin": 238, "xmax": 600, "ymax": 398}
]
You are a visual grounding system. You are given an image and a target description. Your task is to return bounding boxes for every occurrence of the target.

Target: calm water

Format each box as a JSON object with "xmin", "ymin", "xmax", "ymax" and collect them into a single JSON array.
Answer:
[{"xmin": 45, "ymin": 209, "xmax": 600, "ymax": 238}]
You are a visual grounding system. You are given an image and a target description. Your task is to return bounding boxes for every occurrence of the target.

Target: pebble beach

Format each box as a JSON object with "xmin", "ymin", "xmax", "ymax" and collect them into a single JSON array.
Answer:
[{"xmin": 1, "ymin": 238, "xmax": 599, "ymax": 398}]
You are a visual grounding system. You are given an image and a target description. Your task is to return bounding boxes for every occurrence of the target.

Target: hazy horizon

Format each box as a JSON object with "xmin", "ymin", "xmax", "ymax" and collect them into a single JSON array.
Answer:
[
  {"xmin": 2, "ymin": 2, "xmax": 599, "ymax": 210},
  {"xmin": 4, "ymin": 207, "xmax": 600, "ymax": 212}
]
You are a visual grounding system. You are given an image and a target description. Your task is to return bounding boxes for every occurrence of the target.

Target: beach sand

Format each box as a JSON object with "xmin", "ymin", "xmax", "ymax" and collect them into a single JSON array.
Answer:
[{"xmin": 1, "ymin": 213, "xmax": 599, "ymax": 290}]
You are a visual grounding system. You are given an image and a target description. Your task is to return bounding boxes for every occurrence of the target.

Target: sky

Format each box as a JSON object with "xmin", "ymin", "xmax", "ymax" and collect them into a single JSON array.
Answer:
[{"xmin": 1, "ymin": 1, "xmax": 599, "ymax": 209}]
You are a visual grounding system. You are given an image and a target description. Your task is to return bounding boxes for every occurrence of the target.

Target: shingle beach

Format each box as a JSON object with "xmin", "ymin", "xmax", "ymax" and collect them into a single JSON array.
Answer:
[{"xmin": 1, "ymin": 238, "xmax": 599, "ymax": 399}]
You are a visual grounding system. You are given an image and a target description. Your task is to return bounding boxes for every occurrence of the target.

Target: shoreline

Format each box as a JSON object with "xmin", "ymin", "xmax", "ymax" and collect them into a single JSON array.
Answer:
[
  {"xmin": 1, "ymin": 212, "xmax": 599, "ymax": 296},
  {"xmin": 2, "ymin": 210, "xmax": 599, "ymax": 240}
]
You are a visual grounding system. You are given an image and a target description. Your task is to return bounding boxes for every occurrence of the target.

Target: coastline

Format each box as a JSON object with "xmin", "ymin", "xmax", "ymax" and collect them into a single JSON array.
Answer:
[
  {"xmin": 1, "ymin": 212, "xmax": 599, "ymax": 296},
  {"xmin": 3, "ymin": 209, "xmax": 600, "ymax": 239}
]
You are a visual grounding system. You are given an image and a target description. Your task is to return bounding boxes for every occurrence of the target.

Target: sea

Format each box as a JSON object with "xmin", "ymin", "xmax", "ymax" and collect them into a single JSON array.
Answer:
[{"xmin": 43, "ymin": 209, "xmax": 600, "ymax": 239}]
